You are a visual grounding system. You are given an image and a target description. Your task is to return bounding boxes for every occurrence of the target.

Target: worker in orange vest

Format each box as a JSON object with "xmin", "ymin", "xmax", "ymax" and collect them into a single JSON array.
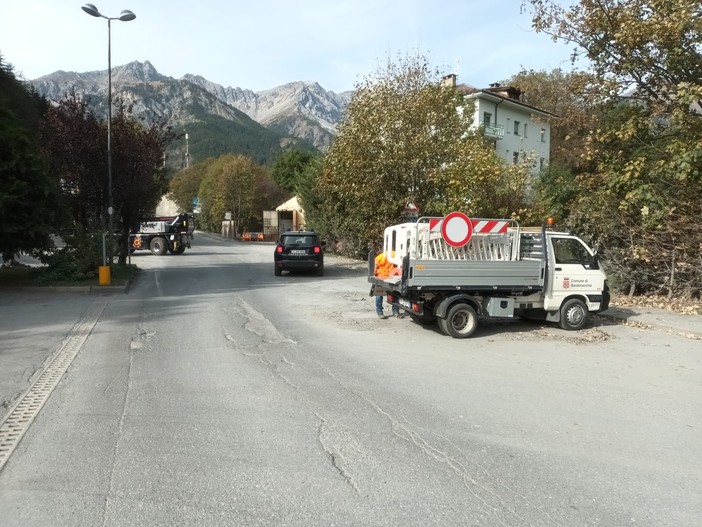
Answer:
[
  {"xmin": 373, "ymin": 251, "xmax": 402, "ymax": 318},
  {"xmin": 374, "ymin": 251, "xmax": 394, "ymax": 278}
]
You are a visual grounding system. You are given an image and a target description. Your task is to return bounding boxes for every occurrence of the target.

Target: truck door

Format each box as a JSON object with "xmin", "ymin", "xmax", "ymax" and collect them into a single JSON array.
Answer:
[{"xmin": 545, "ymin": 236, "xmax": 607, "ymax": 311}]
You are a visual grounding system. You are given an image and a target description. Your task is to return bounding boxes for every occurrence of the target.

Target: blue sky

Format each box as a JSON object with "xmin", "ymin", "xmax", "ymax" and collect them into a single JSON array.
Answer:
[{"xmin": 1, "ymin": 1, "xmax": 578, "ymax": 93}]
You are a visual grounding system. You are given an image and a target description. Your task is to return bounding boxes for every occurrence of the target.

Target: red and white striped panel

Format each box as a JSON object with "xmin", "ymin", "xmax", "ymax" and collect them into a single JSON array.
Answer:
[
  {"xmin": 429, "ymin": 217, "xmax": 508, "ymax": 234},
  {"xmin": 429, "ymin": 218, "xmax": 442, "ymax": 231},
  {"xmin": 471, "ymin": 219, "xmax": 508, "ymax": 234}
]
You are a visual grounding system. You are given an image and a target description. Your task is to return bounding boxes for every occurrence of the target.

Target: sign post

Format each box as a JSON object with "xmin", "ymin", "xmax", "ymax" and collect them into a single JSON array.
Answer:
[{"xmin": 402, "ymin": 202, "xmax": 419, "ymax": 222}]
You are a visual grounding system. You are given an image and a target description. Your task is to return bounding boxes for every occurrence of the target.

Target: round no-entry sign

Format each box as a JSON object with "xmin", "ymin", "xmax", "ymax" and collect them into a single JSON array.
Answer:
[{"xmin": 441, "ymin": 212, "xmax": 473, "ymax": 247}]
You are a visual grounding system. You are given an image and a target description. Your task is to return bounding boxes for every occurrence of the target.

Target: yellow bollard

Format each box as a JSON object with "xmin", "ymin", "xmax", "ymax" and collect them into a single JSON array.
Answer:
[{"xmin": 98, "ymin": 265, "xmax": 111, "ymax": 286}]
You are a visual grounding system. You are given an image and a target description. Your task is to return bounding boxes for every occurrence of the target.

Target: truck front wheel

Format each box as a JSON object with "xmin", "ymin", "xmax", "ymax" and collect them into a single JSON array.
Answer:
[
  {"xmin": 559, "ymin": 298, "xmax": 588, "ymax": 330},
  {"xmin": 439, "ymin": 303, "xmax": 478, "ymax": 338},
  {"xmin": 150, "ymin": 237, "xmax": 167, "ymax": 255}
]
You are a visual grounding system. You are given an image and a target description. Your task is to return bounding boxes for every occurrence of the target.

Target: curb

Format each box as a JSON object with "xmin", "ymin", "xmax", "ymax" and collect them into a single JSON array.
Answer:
[{"xmin": 9, "ymin": 283, "xmax": 130, "ymax": 295}]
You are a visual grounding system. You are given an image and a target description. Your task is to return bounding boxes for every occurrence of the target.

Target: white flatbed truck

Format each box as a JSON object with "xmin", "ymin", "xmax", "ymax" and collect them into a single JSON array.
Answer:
[{"xmin": 368, "ymin": 214, "xmax": 610, "ymax": 338}]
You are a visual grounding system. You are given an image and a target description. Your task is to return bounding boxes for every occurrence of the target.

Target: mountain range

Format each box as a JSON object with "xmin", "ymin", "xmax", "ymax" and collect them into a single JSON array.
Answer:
[{"xmin": 29, "ymin": 60, "xmax": 353, "ymax": 168}]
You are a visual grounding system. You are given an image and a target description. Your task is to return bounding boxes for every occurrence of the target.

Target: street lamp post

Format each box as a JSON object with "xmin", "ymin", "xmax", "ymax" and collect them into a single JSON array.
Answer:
[{"xmin": 81, "ymin": 4, "xmax": 136, "ymax": 264}]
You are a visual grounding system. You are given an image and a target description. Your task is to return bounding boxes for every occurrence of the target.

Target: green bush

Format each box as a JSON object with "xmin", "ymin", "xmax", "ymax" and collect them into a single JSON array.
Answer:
[{"xmin": 37, "ymin": 227, "xmax": 104, "ymax": 282}]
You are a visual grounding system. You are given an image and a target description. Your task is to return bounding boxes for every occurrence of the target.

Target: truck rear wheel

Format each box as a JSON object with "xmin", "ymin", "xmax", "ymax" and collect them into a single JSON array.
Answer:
[
  {"xmin": 559, "ymin": 298, "xmax": 588, "ymax": 330},
  {"xmin": 169, "ymin": 245, "xmax": 186, "ymax": 255},
  {"xmin": 150, "ymin": 237, "xmax": 167, "ymax": 255},
  {"xmin": 439, "ymin": 303, "xmax": 478, "ymax": 338}
]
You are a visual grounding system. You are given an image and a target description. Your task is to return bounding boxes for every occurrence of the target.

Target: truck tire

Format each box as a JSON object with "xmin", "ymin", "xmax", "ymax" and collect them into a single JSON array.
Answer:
[
  {"xmin": 169, "ymin": 246, "xmax": 186, "ymax": 255},
  {"xmin": 150, "ymin": 237, "xmax": 167, "ymax": 255},
  {"xmin": 558, "ymin": 298, "xmax": 588, "ymax": 330},
  {"xmin": 439, "ymin": 303, "xmax": 478, "ymax": 338}
]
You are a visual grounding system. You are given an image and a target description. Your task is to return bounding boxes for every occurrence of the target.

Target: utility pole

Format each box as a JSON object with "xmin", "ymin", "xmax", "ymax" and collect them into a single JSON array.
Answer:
[{"xmin": 185, "ymin": 130, "xmax": 190, "ymax": 168}]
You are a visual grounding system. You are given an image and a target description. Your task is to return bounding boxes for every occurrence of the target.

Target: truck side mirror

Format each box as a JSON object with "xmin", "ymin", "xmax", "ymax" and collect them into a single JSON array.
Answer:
[{"xmin": 590, "ymin": 252, "xmax": 600, "ymax": 270}]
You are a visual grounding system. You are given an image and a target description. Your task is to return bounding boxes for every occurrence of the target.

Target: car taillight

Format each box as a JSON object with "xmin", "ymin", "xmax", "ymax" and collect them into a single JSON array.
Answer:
[
  {"xmin": 313, "ymin": 246, "xmax": 321, "ymax": 253},
  {"xmin": 276, "ymin": 246, "xmax": 283, "ymax": 253}
]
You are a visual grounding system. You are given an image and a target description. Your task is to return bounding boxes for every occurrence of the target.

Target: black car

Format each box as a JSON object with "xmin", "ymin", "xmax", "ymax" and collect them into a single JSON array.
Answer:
[{"xmin": 274, "ymin": 231, "xmax": 325, "ymax": 276}]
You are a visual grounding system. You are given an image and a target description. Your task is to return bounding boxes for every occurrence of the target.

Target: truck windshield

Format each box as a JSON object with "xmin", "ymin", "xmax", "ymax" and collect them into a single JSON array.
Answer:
[{"xmin": 552, "ymin": 237, "xmax": 594, "ymax": 266}]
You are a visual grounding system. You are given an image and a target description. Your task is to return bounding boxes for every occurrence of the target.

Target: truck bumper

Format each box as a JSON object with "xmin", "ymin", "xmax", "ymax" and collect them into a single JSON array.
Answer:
[{"xmin": 589, "ymin": 281, "xmax": 610, "ymax": 313}]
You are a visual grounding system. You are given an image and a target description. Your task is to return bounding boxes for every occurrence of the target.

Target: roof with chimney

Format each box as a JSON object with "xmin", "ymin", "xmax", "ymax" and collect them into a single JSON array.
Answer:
[{"xmin": 441, "ymin": 74, "xmax": 559, "ymax": 118}]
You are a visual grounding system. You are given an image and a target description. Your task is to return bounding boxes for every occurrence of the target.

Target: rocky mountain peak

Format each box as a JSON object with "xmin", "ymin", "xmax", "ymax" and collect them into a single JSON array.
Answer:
[
  {"xmin": 29, "ymin": 60, "xmax": 352, "ymax": 151},
  {"xmin": 112, "ymin": 60, "xmax": 165, "ymax": 83}
]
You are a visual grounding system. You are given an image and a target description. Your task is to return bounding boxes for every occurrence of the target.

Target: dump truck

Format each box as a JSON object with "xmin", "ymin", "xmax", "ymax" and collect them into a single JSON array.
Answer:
[
  {"xmin": 368, "ymin": 213, "xmax": 610, "ymax": 338},
  {"xmin": 130, "ymin": 213, "xmax": 193, "ymax": 255}
]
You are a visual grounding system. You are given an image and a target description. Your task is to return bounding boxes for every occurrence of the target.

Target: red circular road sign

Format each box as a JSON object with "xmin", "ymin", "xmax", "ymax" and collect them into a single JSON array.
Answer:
[{"xmin": 441, "ymin": 212, "xmax": 473, "ymax": 247}]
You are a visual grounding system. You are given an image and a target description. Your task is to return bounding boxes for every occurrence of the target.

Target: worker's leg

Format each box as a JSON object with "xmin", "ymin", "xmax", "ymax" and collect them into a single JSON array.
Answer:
[{"xmin": 375, "ymin": 294, "xmax": 384, "ymax": 316}]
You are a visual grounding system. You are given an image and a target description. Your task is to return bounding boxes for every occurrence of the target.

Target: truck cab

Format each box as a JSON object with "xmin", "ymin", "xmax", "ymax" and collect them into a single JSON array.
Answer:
[{"xmin": 543, "ymin": 232, "xmax": 609, "ymax": 324}]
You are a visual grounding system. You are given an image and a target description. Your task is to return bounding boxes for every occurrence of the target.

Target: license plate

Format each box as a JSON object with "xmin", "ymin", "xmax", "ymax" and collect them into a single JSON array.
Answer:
[
  {"xmin": 399, "ymin": 298, "xmax": 412, "ymax": 309},
  {"xmin": 290, "ymin": 250, "xmax": 306, "ymax": 255}
]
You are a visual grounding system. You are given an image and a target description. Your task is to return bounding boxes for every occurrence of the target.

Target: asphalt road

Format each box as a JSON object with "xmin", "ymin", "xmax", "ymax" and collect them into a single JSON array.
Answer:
[{"xmin": 0, "ymin": 233, "xmax": 701, "ymax": 526}]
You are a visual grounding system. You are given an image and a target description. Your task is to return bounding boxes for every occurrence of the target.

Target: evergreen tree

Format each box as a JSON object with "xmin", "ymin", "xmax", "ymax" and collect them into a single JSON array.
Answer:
[
  {"xmin": 0, "ymin": 57, "xmax": 60, "ymax": 264},
  {"xmin": 271, "ymin": 150, "xmax": 318, "ymax": 193}
]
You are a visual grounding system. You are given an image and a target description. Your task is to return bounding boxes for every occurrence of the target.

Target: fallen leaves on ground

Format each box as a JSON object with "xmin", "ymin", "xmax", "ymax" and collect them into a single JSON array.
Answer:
[
  {"xmin": 509, "ymin": 328, "xmax": 612, "ymax": 344},
  {"xmin": 610, "ymin": 294, "xmax": 702, "ymax": 315}
]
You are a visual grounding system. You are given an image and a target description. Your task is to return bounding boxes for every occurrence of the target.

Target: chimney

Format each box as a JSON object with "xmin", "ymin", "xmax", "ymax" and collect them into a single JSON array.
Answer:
[
  {"xmin": 486, "ymin": 82, "xmax": 523, "ymax": 101},
  {"xmin": 441, "ymin": 74, "xmax": 457, "ymax": 88}
]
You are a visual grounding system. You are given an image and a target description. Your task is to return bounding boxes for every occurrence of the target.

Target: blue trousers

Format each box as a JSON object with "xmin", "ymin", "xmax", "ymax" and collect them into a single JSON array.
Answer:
[{"xmin": 375, "ymin": 294, "xmax": 398, "ymax": 315}]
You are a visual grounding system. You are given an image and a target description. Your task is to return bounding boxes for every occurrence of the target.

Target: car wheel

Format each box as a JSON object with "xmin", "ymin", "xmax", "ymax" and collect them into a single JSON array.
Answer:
[
  {"xmin": 558, "ymin": 298, "xmax": 588, "ymax": 330},
  {"xmin": 316, "ymin": 266, "xmax": 324, "ymax": 277},
  {"xmin": 274, "ymin": 266, "xmax": 282, "ymax": 276},
  {"xmin": 149, "ymin": 237, "xmax": 167, "ymax": 255}
]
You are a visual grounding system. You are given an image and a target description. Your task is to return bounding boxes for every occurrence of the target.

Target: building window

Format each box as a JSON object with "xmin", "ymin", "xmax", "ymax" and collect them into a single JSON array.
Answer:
[
  {"xmin": 513, "ymin": 152, "xmax": 519, "ymax": 164},
  {"xmin": 483, "ymin": 112, "xmax": 492, "ymax": 125},
  {"xmin": 541, "ymin": 128, "xmax": 546, "ymax": 142},
  {"xmin": 524, "ymin": 123, "xmax": 528, "ymax": 138},
  {"xmin": 514, "ymin": 120, "xmax": 520, "ymax": 136},
  {"xmin": 506, "ymin": 118, "xmax": 511, "ymax": 133}
]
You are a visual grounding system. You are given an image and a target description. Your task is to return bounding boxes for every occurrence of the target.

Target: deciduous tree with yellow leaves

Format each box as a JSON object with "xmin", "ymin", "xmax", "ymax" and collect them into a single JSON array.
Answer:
[
  {"xmin": 313, "ymin": 54, "xmax": 531, "ymax": 257},
  {"xmin": 523, "ymin": 0, "xmax": 702, "ymax": 297}
]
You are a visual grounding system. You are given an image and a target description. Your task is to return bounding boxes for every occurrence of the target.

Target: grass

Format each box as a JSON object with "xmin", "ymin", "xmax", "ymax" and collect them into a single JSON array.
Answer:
[{"xmin": 0, "ymin": 264, "xmax": 140, "ymax": 288}]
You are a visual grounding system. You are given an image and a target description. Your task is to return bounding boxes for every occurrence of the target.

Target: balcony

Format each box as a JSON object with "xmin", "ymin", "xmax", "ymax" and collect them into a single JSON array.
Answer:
[{"xmin": 481, "ymin": 122, "xmax": 505, "ymax": 139}]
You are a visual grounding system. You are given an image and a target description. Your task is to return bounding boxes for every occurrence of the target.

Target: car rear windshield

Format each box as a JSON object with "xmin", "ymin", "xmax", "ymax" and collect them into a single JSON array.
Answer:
[{"xmin": 281, "ymin": 234, "xmax": 318, "ymax": 247}]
